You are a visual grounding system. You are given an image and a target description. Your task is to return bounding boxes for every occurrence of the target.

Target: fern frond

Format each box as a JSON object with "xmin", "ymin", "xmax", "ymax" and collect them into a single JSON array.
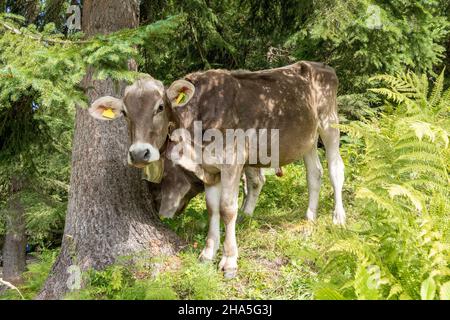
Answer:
[
  {"xmin": 369, "ymin": 74, "xmax": 414, "ymax": 92},
  {"xmin": 355, "ymin": 187, "xmax": 395, "ymax": 212},
  {"xmin": 397, "ymin": 163, "xmax": 448, "ymax": 180},
  {"xmin": 387, "ymin": 184, "xmax": 425, "ymax": 213},
  {"xmin": 314, "ymin": 287, "xmax": 347, "ymax": 300},
  {"xmin": 387, "ymin": 284, "xmax": 404, "ymax": 299},
  {"xmin": 393, "ymin": 139, "xmax": 441, "ymax": 155},
  {"xmin": 437, "ymin": 88, "xmax": 450, "ymax": 115},
  {"xmin": 404, "ymin": 178, "xmax": 449, "ymax": 192},
  {"xmin": 429, "ymin": 69, "xmax": 445, "ymax": 108},
  {"xmin": 368, "ymin": 88, "xmax": 408, "ymax": 104}
]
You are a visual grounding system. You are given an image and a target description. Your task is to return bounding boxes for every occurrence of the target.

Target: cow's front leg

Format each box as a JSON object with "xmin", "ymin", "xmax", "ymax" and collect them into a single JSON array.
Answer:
[
  {"xmin": 218, "ymin": 165, "xmax": 243, "ymax": 279},
  {"xmin": 199, "ymin": 182, "xmax": 221, "ymax": 262}
]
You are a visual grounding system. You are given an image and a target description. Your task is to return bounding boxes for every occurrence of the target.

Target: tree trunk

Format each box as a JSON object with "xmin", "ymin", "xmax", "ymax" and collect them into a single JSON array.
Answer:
[
  {"xmin": 43, "ymin": 0, "xmax": 67, "ymax": 29},
  {"xmin": 9, "ymin": 0, "xmax": 40, "ymax": 24},
  {"xmin": 2, "ymin": 177, "xmax": 27, "ymax": 285},
  {"xmin": 37, "ymin": 0, "xmax": 184, "ymax": 300}
]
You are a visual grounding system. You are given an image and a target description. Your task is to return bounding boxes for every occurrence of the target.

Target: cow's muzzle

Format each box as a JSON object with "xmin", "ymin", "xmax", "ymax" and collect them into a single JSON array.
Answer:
[
  {"xmin": 128, "ymin": 142, "xmax": 160, "ymax": 167},
  {"xmin": 158, "ymin": 210, "xmax": 176, "ymax": 220}
]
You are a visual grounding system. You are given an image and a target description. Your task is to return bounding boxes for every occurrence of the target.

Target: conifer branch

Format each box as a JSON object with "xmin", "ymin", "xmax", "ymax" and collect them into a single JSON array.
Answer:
[{"xmin": 0, "ymin": 20, "xmax": 90, "ymax": 44}]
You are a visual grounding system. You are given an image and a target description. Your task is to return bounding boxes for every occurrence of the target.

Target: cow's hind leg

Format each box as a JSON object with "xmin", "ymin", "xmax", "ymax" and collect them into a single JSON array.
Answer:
[
  {"xmin": 303, "ymin": 138, "xmax": 323, "ymax": 221},
  {"xmin": 241, "ymin": 167, "xmax": 265, "ymax": 217},
  {"xmin": 319, "ymin": 117, "xmax": 346, "ymax": 225},
  {"xmin": 199, "ymin": 182, "xmax": 222, "ymax": 262},
  {"xmin": 219, "ymin": 165, "xmax": 243, "ymax": 279}
]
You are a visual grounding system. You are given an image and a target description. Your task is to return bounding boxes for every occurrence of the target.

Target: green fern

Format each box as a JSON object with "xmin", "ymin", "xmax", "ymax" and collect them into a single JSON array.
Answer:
[
  {"xmin": 317, "ymin": 72, "xmax": 450, "ymax": 300},
  {"xmin": 369, "ymin": 70, "xmax": 450, "ymax": 117}
]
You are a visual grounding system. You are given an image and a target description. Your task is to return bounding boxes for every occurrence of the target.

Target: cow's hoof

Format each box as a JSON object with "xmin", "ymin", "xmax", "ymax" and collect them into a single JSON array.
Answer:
[
  {"xmin": 199, "ymin": 255, "xmax": 213, "ymax": 263},
  {"xmin": 218, "ymin": 256, "xmax": 238, "ymax": 279},
  {"xmin": 223, "ymin": 269, "xmax": 237, "ymax": 280},
  {"xmin": 332, "ymin": 208, "xmax": 346, "ymax": 226},
  {"xmin": 305, "ymin": 208, "xmax": 317, "ymax": 222},
  {"xmin": 236, "ymin": 213, "xmax": 251, "ymax": 224},
  {"xmin": 199, "ymin": 249, "xmax": 215, "ymax": 263}
]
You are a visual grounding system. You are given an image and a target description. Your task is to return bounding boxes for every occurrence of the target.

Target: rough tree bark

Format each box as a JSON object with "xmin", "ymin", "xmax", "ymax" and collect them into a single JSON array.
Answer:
[
  {"xmin": 2, "ymin": 177, "xmax": 27, "ymax": 285},
  {"xmin": 37, "ymin": 0, "xmax": 184, "ymax": 300},
  {"xmin": 9, "ymin": 0, "xmax": 40, "ymax": 24},
  {"xmin": 43, "ymin": 0, "xmax": 67, "ymax": 28}
]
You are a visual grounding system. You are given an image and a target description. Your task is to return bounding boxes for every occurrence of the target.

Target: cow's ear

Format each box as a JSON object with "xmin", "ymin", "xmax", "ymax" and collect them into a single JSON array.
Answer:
[
  {"xmin": 167, "ymin": 80, "xmax": 195, "ymax": 108},
  {"xmin": 88, "ymin": 96, "xmax": 124, "ymax": 121}
]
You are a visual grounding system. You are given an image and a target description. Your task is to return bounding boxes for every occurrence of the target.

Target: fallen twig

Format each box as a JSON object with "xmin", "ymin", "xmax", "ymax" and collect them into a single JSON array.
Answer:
[{"xmin": 0, "ymin": 278, "xmax": 25, "ymax": 300}]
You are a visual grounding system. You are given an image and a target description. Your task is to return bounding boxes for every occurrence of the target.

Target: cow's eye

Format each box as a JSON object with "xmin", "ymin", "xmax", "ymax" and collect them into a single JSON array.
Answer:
[{"xmin": 156, "ymin": 104, "xmax": 164, "ymax": 113}]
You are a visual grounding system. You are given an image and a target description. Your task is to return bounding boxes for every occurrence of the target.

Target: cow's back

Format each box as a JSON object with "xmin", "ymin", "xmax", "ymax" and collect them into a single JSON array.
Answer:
[
  {"xmin": 231, "ymin": 61, "xmax": 338, "ymax": 164},
  {"xmin": 184, "ymin": 61, "xmax": 338, "ymax": 166}
]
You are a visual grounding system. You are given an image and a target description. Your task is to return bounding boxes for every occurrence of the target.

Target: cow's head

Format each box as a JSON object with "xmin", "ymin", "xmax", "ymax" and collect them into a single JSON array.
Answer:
[
  {"xmin": 150, "ymin": 160, "xmax": 204, "ymax": 219},
  {"xmin": 88, "ymin": 76, "xmax": 195, "ymax": 168}
]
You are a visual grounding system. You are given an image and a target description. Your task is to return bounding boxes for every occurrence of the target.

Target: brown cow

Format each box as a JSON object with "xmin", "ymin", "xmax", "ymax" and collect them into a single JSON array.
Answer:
[{"xmin": 88, "ymin": 61, "xmax": 346, "ymax": 278}]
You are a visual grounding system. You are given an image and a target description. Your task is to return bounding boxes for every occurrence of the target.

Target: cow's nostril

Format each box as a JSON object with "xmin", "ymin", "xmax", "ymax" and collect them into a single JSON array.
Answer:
[
  {"xmin": 143, "ymin": 149, "xmax": 151, "ymax": 161},
  {"xmin": 129, "ymin": 144, "xmax": 154, "ymax": 164}
]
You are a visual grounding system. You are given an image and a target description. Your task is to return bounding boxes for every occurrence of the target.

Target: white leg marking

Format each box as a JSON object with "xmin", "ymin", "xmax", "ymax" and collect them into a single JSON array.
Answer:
[
  {"xmin": 303, "ymin": 143, "xmax": 323, "ymax": 221},
  {"xmin": 219, "ymin": 166, "xmax": 243, "ymax": 278},
  {"xmin": 240, "ymin": 167, "xmax": 265, "ymax": 216},
  {"xmin": 320, "ymin": 123, "xmax": 346, "ymax": 225},
  {"xmin": 199, "ymin": 183, "xmax": 222, "ymax": 262},
  {"xmin": 218, "ymin": 216, "xmax": 238, "ymax": 279}
]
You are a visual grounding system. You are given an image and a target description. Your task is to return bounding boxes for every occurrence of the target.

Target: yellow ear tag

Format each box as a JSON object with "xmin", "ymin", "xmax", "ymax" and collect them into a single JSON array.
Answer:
[
  {"xmin": 102, "ymin": 108, "xmax": 116, "ymax": 119},
  {"xmin": 176, "ymin": 92, "xmax": 187, "ymax": 105}
]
